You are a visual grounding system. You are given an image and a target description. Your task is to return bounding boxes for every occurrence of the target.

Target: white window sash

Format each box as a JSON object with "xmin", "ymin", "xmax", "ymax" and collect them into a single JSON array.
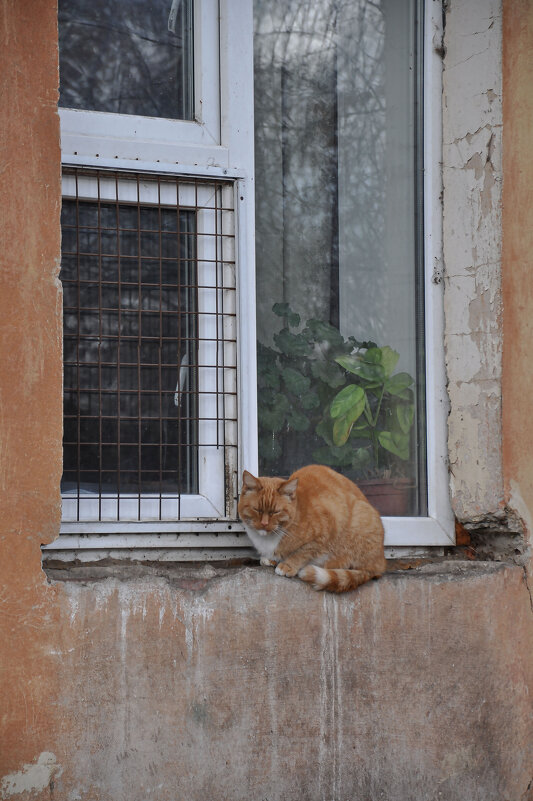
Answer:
[
  {"xmin": 59, "ymin": 175, "xmax": 236, "ymax": 526},
  {"xmin": 59, "ymin": 0, "xmax": 223, "ymax": 170}
]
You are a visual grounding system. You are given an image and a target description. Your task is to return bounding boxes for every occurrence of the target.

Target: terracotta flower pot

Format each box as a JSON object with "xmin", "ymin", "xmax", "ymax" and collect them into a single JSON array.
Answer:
[{"xmin": 357, "ymin": 477, "xmax": 413, "ymax": 517}]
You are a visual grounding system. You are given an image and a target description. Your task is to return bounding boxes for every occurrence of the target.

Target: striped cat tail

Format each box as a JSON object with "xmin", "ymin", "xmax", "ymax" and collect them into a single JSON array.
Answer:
[{"xmin": 299, "ymin": 566, "xmax": 378, "ymax": 593}]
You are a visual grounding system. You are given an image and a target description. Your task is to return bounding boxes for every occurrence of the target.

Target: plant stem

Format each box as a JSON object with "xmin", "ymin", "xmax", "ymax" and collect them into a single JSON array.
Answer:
[
  {"xmin": 367, "ymin": 384, "xmax": 386, "ymax": 469},
  {"xmin": 373, "ymin": 385, "xmax": 386, "ymax": 427}
]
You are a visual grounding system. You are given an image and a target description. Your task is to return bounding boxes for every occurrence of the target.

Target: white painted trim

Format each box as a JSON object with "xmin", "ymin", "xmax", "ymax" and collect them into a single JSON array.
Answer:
[
  {"xmin": 45, "ymin": 532, "xmax": 248, "ymax": 549},
  {"xmin": 55, "ymin": 521, "xmax": 246, "ymax": 535},
  {"xmin": 384, "ymin": 516, "xmax": 453, "ymax": 546},
  {"xmin": 61, "ymin": 154, "xmax": 242, "ymax": 181},
  {"xmin": 421, "ymin": 0, "xmax": 455, "ymax": 542},
  {"xmin": 44, "ymin": 514, "xmax": 453, "ymax": 551},
  {"xmin": 220, "ymin": 0, "xmax": 258, "ymax": 477},
  {"xmin": 59, "ymin": 0, "xmax": 221, "ymax": 170},
  {"xmin": 234, "ymin": 178, "xmax": 258, "ymax": 479}
]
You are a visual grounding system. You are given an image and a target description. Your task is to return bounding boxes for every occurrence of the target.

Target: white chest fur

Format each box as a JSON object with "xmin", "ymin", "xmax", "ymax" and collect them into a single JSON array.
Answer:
[{"xmin": 242, "ymin": 522, "xmax": 283, "ymax": 559}]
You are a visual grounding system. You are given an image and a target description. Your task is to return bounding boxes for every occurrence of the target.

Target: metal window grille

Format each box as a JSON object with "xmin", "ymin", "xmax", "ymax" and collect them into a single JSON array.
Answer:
[{"xmin": 60, "ymin": 167, "xmax": 238, "ymax": 524}]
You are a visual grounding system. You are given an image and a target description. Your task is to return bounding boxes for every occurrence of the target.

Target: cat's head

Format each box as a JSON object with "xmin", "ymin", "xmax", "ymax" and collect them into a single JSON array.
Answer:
[{"xmin": 237, "ymin": 470, "xmax": 298, "ymax": 534}]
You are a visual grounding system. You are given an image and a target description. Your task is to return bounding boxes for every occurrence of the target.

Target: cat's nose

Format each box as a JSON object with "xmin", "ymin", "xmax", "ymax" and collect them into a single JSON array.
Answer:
[{"xmin": 260, "ymin": 514, "xmax": 269, "ymax": 527}]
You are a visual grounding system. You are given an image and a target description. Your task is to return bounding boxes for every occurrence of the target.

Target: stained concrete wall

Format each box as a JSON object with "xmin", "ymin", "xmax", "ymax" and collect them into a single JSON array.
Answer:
[
  {"xmin": 0, "ymin": 1, "xmax": 532, "ymax": 800},
  {"xmin": 27, "ymin": 562, "xmax": 533, "ymax": 801}
]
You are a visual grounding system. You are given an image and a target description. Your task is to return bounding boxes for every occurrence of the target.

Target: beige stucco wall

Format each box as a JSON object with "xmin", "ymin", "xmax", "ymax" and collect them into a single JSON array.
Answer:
[{"xmin": 0, "ymin": 1, "xmax": 532, "ymax": 799}]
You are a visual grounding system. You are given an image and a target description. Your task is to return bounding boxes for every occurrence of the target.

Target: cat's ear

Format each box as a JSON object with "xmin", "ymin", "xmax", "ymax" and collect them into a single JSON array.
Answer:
[
  {"xmin": 242, "ymin": 470, "xmax": 260, "ymax": 493},
  {"xmin": 279, "ymin": 477, "xmax": 298, "ymax": 499}
]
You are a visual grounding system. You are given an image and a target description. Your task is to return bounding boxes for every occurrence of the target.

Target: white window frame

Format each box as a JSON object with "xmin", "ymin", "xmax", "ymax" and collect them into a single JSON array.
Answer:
[
  {"xmin": 59, "ymin": 173, "xmax": 235, "ymax": 525},
  {"xmin": 45, "ymin": 0, "xmax": 453, "ymax": 560},
  {"xmin": 400, "ymin": 0, "xmax": 453, "ymax": 548},
  {"xmin": 59, "ymin": 0, "xmax": 224, "ymax": 171}
]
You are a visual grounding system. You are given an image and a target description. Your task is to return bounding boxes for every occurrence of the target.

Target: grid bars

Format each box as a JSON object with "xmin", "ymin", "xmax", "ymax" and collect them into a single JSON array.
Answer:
[{"xmin": 60, "ymin": 167, "xmax": 238, "ymax": 523}]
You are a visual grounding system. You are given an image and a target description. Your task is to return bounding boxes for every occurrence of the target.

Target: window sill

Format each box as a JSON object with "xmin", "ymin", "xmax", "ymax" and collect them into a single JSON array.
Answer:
[{"xmin": 43, "ymin": 513, "xmax": 455, "ymax": 561}]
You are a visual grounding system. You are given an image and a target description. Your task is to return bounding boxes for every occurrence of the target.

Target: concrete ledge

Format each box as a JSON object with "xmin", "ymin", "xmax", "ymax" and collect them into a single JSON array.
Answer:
[{"xmin": 38, "ymin": 561, "xmax": 533, "ymax": 801}]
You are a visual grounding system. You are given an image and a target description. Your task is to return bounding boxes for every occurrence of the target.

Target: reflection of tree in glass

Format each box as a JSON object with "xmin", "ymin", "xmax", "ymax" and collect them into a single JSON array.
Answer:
[
  {"xmin": 254, "ymin": 0, "xmax": 387, "ymax": 347},
  {"xmin": 61, "ymin": 200, "xmax": 198, "ymax": 495},
  {"xmin": 59, "ymin": 0, "xmax": 193, "ymax": 120}
]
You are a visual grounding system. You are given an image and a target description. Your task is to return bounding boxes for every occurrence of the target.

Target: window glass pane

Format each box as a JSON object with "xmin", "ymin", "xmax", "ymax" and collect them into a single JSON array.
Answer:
[
  {"xmin": 254, "ymin": 0, "xmax": 426, "ymax": 516},
  {"xmin": 61, "ymin": 198, "xmax": 198, "ymax": 499},
  {"xmin": 59, "ymin": 0, "xmax": 194, "ymax": 120}
]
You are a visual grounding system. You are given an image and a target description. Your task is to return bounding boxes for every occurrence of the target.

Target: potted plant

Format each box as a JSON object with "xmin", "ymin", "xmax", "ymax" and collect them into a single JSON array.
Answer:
[
  {"xmin": 257, "ymin": 303, "xmax": 416, "ymax": 515},
  {"xmin": 257, "ymin": 302, "xmax": 352, "ymax": 467},
  {"xmin": 316, "ymin": 345, "xmax": 416, "ymax": 515}
]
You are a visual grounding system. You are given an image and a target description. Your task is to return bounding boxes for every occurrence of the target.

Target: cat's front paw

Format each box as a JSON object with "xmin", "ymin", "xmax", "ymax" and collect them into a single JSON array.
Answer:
[
  {"xmin": 260, "ymin": 557, "xmax": 277, "ymax": 567},
  {"xmin": 275, "ymin": 562, "xmax": 297, "ymax": 578}
]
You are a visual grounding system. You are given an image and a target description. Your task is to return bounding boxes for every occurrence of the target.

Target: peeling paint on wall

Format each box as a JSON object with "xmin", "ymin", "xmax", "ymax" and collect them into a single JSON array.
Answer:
[
  {"xmin": 443, "ymin": 0, "xmax": 504, "ymax": 520},
  {"xmin": 1, "ymin": 752, "xmax": 62, "ymax": 799}
]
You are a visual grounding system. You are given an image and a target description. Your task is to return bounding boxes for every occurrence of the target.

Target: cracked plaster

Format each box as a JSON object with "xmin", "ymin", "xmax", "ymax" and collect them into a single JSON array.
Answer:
[{"xmin": 443, "ymin": 0, "xmax": 504, "ymax": 521}]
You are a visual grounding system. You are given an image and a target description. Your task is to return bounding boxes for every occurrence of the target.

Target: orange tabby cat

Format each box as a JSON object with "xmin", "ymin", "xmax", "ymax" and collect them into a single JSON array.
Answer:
[{"xmin": 238, "ymin": 464, "xmax": 386, "ymax": 593}]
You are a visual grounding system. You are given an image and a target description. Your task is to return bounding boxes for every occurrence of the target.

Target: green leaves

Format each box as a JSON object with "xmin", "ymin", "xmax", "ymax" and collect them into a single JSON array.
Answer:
[
  {"xmin": 330, "ymin": 385, "xmax": 365, "ymax": 419},
  {"xmin": 396, "ymin": 403, "xmax": 414, "ymax": 434},
  {"xmin": 302, "ymin": 318, "xmax": 345, "ymax": 349},
  {"xmin": 328, "ymin": 345, "xmax": 415, "ymax": 463},
  {"xmin": 260, "ymin": 392, "xmax": 289, "ymax": 432},
  {"xmin": 301, "ymin": 391, "xmax": 320, "ymax": 411},
  {"xmin": 273, "ymin": 302, "xmax": 300, "ymax": 328},
  {"xmin": 311, "ymin": 358, "xmax": 345, "ymax": 388},
  {"xmin": 331, "ymin": 386, "xmax": 366, "ymax": 446},
  {"xmin": 335, "ymin": 354, "xmax": 384, "ymax": 383},
  {"xmin": 282, "ymin": 367, "xmax": 310, "ymax": 396},
  {"xmin": 378, "ymin": 431, "xmax": 410, "ymax": 460},
  {"xmin": 335, "ymin": 346, "xmax": 402, "ymax": 384},
  {"xmin": 312, "ymin": 444, "xmax": 354, "ymax": 468},
  {"xmin": 258, "ymin": 301, "xmax": 416, "ymax": 473},
  {"xmin": 273, "ymin": 328, "xmax": 312, "ymax": 358},
  {"xmin": 384, "ymin": 372, "xmax": 413, "ymax": 396},
  {"xmin": 353, "ymin": 447, "xmax": 372, "ymax": 469},
  {"xmin": 379, "ymin": 346, "xmax": 400, "ymax": 378},
  {"xmin": 288, "ymin": 408, "xmax": 310, "ymax": 432}
]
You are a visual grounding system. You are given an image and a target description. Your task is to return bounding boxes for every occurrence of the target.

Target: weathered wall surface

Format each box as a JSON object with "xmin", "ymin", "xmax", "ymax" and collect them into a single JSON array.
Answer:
[
  {"xmin": 1, "ymin": 1, "xmax": 533, "ymax": 800},
  {"xmin": 11, "ymin": 563, "xmax": 531, "ymax": 801},
  {"xmin": 0, "ymin": 0, "xmax": 64, "ymax": 788},
  {"xmin": 501, "ymin": 1, "xmax": 533, "ymax": 584},
  {"xmin": 443, "ymin": 0, "xmax": 505, "ymax": 524}
]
